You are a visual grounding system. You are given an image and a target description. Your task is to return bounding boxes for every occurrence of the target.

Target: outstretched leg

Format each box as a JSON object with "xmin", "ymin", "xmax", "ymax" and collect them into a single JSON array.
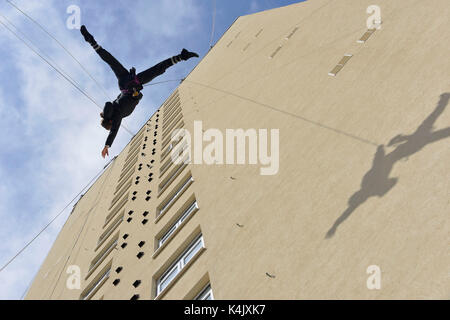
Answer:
[
  {"xmin": 80, "ymin": 25, "xmax": 128, "ymax": 81},
  {"xmin": 137, "ymin": 49, "xmax": 199, "ymax": 85}
]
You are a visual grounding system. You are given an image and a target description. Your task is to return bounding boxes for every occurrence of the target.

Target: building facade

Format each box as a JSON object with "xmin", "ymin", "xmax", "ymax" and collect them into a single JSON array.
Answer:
[{"xmin": 26, "ymin": 0, "xmax": 449, "ymax": 300}]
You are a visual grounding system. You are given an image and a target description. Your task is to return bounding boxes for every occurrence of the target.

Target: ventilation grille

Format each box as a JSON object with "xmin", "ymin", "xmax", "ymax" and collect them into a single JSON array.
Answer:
[
  {"xmin": 357, "ymin": 28, "xmax": 376, "ymax": 43},
  {"xmin": 328, "ymin": 54, "xmax": 353, "ymax": 77}
]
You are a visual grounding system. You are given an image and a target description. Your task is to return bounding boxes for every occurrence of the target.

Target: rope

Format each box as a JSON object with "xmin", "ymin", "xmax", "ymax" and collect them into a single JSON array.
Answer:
[
  {"xmin": 5, "ymin": 0, "xmax": 113, "ymax": 102},
  {"xmin": 49, "ymin": 159, "xmax": 115, "ymax": 299},
  {"xmin": 0, "ymin": 16, "xmax": 135, "ymax": 136},
  {"xmin": 184, "ymin": 80, "xmax": 379, "ymax": 147},
  {"xmin": 143, "ymin": 79, "xmax": 184, "ymax": 87},
  {"xmin": 0, "ymin": 157, "xmax": 116, "ymax": 274},
  {"xmin": 0, "ymin": 13, "xmax": 87, "ymax": 105}
]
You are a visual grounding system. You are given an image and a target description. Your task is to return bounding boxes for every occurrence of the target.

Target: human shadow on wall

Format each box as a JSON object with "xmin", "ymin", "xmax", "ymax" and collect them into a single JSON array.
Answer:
[{"xmin": 325, "ymin": 93, "xmax": 450, "ymax": 239}]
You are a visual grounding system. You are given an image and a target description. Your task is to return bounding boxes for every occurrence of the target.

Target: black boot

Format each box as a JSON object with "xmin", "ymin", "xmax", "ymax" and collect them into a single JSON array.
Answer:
[
  {"xmin": 80, "ymin": 25, "xmax": 97, "ymax": 46},
  {"xmin": 180, "ymin": 48, "xmax": 199, "ymax": 61},
  {"xmin": 170, "ymin": 49, "xmax": 199, "ymax": 65}
]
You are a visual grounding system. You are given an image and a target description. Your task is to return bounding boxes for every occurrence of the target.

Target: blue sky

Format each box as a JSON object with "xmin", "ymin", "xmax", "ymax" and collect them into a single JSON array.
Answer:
[{"xmin": 0, "ymin": 0, "xmax": 304, "ymax": 299}]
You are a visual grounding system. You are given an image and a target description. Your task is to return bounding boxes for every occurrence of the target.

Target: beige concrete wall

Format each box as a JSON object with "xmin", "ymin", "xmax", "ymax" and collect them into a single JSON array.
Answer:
[{"xmin": 26, "ymin": 0, "xmax": 449, "ymax": 300}]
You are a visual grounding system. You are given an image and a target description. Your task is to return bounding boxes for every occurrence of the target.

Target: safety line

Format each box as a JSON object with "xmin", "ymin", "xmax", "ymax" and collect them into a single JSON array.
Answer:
[{"xmin": 0, "ymin": 157, "xmax": 116, "ymax": 274}]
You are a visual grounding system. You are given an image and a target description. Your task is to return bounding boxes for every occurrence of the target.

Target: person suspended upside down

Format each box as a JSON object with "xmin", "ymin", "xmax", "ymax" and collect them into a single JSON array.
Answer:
[{"xmin": 80, "ymin": 25, "xmax": 199, "ymax": 158}]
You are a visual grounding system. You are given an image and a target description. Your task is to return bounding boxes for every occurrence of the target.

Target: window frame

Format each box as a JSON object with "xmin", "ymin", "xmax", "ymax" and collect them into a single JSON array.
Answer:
[
  {"xmin": 156, "ymin": 235, "xmax": 205, "ymax": 296},
  {"xmin": 195, "ymin": 284, "xmax": 214, "ymax": 300},
  {"xmin": 157, "ymin": 200, "xmax": 199, "ymax": 249},
  {"xmin": 157, "ymin": 175, "xmax": 194, "ymax": 218}
]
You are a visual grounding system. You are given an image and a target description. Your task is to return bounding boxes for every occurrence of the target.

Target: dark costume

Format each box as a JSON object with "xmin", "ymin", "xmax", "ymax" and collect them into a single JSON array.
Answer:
[{"xmin": 80, "ymin": 25, "xmax": 198, "ymax": 147}]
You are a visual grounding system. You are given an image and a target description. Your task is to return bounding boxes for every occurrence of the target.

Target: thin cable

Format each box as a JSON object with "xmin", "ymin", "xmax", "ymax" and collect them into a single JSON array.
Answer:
[
  {"xmin": 0, "ymin": 17, "xmax": 134, "ymax": 136},
  {"xmin": 0, "ymin": 157, "xmax": 116, "ymax": 274},
  {"xmin": 0, "ymin": 18, "xmax": 99, "ymax": 107},
  {"xmin": 5, "ymin": 0, "xmax": 113, "ymax": 101},
  {"xmin": 143, "ymin": 79, "xmax": 184, "ymax": 87},
  {"xmin": 184, "ymin": 80, "xmax": 379, "ymax": 147},
  {"xmin": 209, "ymin": 0, "xmax": 217, "ymax": 48},
  {"xmin": 50, "ymin": 160, "xmax": 115, "ymax": 299},
  {"xmin": 0, "ymin": 13, "xmax": 85, "ymax": 103}
]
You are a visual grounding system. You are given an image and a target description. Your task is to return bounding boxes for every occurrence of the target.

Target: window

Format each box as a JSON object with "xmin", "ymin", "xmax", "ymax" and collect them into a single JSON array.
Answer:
[
  {"xmin": 157, "ymin": 175, "xmax": 194, "ymax": 218},
  {"xmin": 97, "ymin": 212, "xmax": 124, "ymax": 248},
  {"xmin": 160, "ymin": 157, "xmax": 174, "ymax": 177},
  {"xmin": 88, "ymin": 236, "xmax": 118, "ymax": 275},
  {"xmin": 159, "ymin": 144, "xmax": 189, "ymax": 178},
  {"xmin": 105, "ymin": 193, "xmax": 128, "ymax": 225},
  {"xmin": 156, "ymin": 235, "xmax": 205, "ymax": 296},
  {"xmin": 195, "ymin": 284, "xmax": 214, "ymax": 300},
  {"xmin": 157, "ymin": 200, "xmax": 199, "ymax": 249},
  {"xmin": 110, "ymin": 180, "xmax": 131, "ymax": 209},
  {"xmin": 162, "ymin": 117, "xmax": 183, "ymax": 140},
  {"xmin": 161, "ymin": 131, "xmax": 185, "ymax": 160},
  {"xmin": 162, "ymin": 121, "xmax": 185, "ymax": 149},
  {"xmin": 80, "ymin": 265, "xmax": 111, "ymax": 300},
  {"xmin": 158, "ymin": 159, "xmax": 189, "ymax": 195},
  {"xmin": 114, "ymin": 170, "xmax": 134, "ymax": 195},
  {"xmin": 163, "ymin": 103, "xmax": 181, "ymax": 126},
  {"xmin": 120, "ymin": 152, "xmax": 139, "ymax": 179}
]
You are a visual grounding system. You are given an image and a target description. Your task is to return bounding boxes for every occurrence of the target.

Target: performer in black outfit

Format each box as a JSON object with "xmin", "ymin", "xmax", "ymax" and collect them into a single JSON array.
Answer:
[{"xmin": 80, "ymin": 25, "xmax": 199, "ymax": 158}]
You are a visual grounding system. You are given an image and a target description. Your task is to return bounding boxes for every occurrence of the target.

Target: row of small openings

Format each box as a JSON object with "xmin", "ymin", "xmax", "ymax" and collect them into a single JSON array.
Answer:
[
  {"xmin": 226, "ymin": 30, "xmax": 241, "ymax": 47},
  {"xmin": 91, "ymin": 130, "xmax": 149, "ymax": 290},
  {"xmin": 112, "ymin": 230, "xmax": 148, "ymax": 296},
  {"xmin": 104, "ymin": 115, "xmax": 159, "ymax": 299},
  {"xmin": 112, "ymin": 105, "xmax": 164, "ymax": 299},
  {"xmin": 328, "ymin": 28, "xmax": 378, "ymax": 77},
  {"xmin": 114, "ymin": 211, "xmax": 149, "ymax": 228},
  {"xmin": 269, "ymin": 26, "xmax": 299, "ymax": 59},
  {"xmin": 131, "ymin": 190, "xmax": 152, "ymax": 202},
  {"xmin": 119, "ymin": 119, "xmax": 157, "ymax": 252},
  {"xmin": 229, "ymin": 28, "xmax": 263, "ymax": 51}
]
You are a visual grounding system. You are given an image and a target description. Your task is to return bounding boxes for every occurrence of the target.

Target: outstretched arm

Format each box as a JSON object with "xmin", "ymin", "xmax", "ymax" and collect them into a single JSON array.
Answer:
[{"xmin": 102, "ymin": 118, "xmax": 122, "ymax": 157}]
